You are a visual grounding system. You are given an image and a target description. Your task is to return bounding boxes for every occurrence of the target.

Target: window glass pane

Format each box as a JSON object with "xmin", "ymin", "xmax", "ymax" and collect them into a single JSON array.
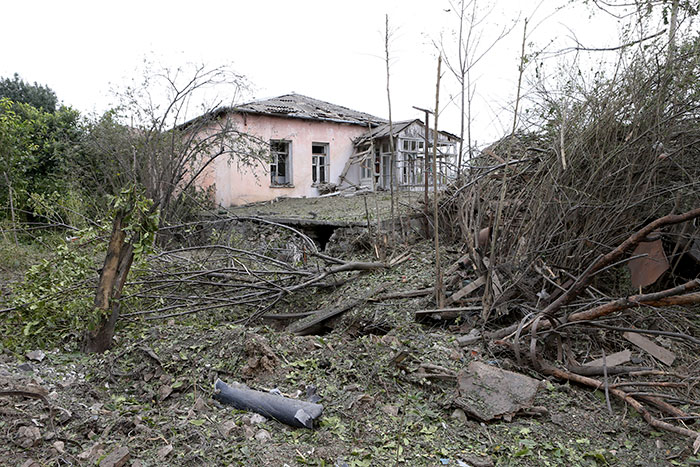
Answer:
[
  {"xmin": 271, "ymin": 141, "xmax": 284, "ymax": 153},
  {"xmin": 311, "ymin": 143, "xmax": 328, "ymax": 184},
  {"xmin": 270, "ymin": 140, "xmax": 291, "ymax": 184}
]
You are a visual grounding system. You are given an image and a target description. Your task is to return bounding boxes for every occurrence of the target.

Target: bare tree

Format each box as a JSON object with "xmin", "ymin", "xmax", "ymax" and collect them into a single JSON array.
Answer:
[
  {"xmin": 440, "ymin": 0, "xmax": 514, "ymax": 177},
  {"xmin": 83, "ymin": 63, "xmax": 267, "ymax": 352}
]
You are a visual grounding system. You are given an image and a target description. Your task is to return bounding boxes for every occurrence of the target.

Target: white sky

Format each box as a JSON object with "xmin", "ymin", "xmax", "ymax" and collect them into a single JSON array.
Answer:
[{"xmin": 1, "ymin": 0, "xmax": 626, "ymax": 144}]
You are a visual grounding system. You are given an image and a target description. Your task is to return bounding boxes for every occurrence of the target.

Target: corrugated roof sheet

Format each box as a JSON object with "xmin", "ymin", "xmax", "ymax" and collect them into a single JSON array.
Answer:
[{"xmin": 231, "ymin": 93, "xmax": 386, "ymax": 126}]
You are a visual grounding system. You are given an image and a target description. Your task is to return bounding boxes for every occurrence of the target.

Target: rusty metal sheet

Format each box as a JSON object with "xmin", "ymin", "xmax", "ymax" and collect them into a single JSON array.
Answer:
[{"xmin": 628, "ymin": 239, "xmax": 669, "ymax": 288}]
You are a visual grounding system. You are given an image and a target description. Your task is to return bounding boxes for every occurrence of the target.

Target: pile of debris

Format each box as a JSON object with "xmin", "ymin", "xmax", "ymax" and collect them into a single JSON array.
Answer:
[{"xmin": 424, "ymin": 123, "xmax": 700, "ymax": 443}]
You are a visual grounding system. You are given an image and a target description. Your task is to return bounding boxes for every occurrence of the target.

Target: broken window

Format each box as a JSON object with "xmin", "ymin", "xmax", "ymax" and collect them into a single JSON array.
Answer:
[
  {"xmin": 360, "ymin": 159, "xmax": 372, "ymax": 180},
  {"xmin": 311, "ymin": 143, "xmax": 329, "ymax": 185},
  {"xmin": 270, "ymin": 140, "xmax": 291, "ymax": 185},
  {"xmin": 398, "ymin": 138, "xmax": 424, "ymax": 186},
  {"xmin": 357, "ymin": 144, "xmax": 373, "ymax": 181}
]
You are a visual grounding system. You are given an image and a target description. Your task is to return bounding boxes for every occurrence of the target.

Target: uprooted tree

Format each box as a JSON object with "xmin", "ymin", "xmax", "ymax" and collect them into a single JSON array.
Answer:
[{"xmin": 80, "ymin": 63, "xmax": 268, "ymax": 352}]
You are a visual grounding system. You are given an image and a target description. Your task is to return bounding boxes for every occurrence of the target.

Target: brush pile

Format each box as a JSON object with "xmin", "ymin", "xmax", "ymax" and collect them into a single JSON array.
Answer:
[{"xmin": 436, "ymin": 39, "xmax": 700, "ymax": 441}]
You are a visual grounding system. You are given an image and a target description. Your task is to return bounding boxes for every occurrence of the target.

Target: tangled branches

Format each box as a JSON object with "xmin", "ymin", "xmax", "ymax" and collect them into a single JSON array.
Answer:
[
  {"xmin": 436, "ymin": 34, "xmax": 700, "ymax": 441},
  {"xmin": 120, "ymin": 218, "xmax": 385, "ymax": 324}
]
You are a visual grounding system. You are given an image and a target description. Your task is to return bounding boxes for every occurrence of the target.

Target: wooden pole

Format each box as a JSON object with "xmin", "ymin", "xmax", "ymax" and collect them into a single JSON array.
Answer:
[{"xmin": 433, "ymin": 55, "xmax": 445, "ymax": 308}]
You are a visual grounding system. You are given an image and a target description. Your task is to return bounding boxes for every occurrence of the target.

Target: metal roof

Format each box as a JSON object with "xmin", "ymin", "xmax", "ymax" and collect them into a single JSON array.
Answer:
[{"xmin": 230, "ymin": 93, "xmax": 386, "ymax": 126}]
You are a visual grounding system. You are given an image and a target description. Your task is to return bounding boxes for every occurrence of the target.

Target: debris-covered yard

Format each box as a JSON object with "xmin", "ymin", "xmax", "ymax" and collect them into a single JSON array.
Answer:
[
  {"xmin": 1, "ymin": 191, "xmax": 699, "ymax": 466},
  {"xmin": 3, "ymin": 27, "xmax": 700, "ymax": 464}
]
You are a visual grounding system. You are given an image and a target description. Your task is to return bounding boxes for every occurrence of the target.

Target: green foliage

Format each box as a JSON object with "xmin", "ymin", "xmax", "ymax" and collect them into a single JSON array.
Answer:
[
  {"xmin": 0, "ymin": 73, "xmax": 57, "ymax": 113},
  {"xmin": 0, "ymin": 97, "xmax": 36, "ymax": 208},
  {"xmin": 110, "ymin": 185, "xmax": 160, "ymax": 258},
  {"xmin": 0, "ymin": 235, "xmax": 53, "ymax": 277},
  {"xmin": 0, "ymin": 97, "xmax": 84, "ymax": 224},
  {"xmin": 3, "ymin": 230, "xmax": 100, "ymax": 351},
  {"xmin": 28, "ymin": 188, "xmax": 91, "ymax": 230}
]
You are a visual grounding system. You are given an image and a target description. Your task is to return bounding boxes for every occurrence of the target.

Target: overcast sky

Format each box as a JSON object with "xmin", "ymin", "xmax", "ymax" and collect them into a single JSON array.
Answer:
[{"xmin": 2, "ymin": 0, "xmax": 625, "ymax": 144}]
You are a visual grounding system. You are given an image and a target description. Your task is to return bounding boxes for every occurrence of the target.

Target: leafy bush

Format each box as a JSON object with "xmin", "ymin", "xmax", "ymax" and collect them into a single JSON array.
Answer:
[
  {"xmin": 2, "ymin": 230, "xmax": 99, "ymax": 351},
  {"xmin": 0, "ymin": 97, "xmax": 84, "ymax": 224}
]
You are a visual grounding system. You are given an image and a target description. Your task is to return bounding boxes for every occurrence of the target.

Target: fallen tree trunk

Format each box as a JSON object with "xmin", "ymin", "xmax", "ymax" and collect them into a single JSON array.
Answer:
[{"xmin": 213, "ymin": 379, "xmax": 323, "ymax": 429}]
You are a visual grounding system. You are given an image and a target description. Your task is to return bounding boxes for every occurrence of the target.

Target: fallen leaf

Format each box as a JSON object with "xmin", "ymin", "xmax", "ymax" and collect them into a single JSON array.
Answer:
[{"xmin": 193, "ymin": 396, "xmax": 206, "ymax": 411}]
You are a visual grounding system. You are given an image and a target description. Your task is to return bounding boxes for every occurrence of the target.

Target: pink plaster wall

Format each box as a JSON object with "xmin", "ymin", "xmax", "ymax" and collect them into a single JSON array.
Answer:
[{"xmin": 197, "ymin": 113, "xmax": 367, "ymax": 206}]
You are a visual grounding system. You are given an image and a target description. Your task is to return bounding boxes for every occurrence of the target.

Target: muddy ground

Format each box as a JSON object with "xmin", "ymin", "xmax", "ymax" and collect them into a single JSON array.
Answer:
[{"xmin": 1, "ymin": 194, "xmax": 698, "ymax": 466}]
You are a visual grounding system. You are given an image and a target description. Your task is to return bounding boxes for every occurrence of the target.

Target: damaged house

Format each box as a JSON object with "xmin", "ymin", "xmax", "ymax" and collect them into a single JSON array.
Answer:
[{"xmin": 196, "ymin": 93, "xmax": 458, "ymax": 206}]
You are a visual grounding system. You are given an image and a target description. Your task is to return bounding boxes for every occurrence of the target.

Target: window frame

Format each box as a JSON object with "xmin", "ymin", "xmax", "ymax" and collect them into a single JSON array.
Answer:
[
  {"xmin": 270, "ymin": 139, "xmax": 292, "ymax": 186},
  {"xmin": 311, "ymin": 142, "xmax": 330, "ymax": 186},
  {"xmin": 398, "ymin": 137, "xmax": 424, "ymax": 186}
]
